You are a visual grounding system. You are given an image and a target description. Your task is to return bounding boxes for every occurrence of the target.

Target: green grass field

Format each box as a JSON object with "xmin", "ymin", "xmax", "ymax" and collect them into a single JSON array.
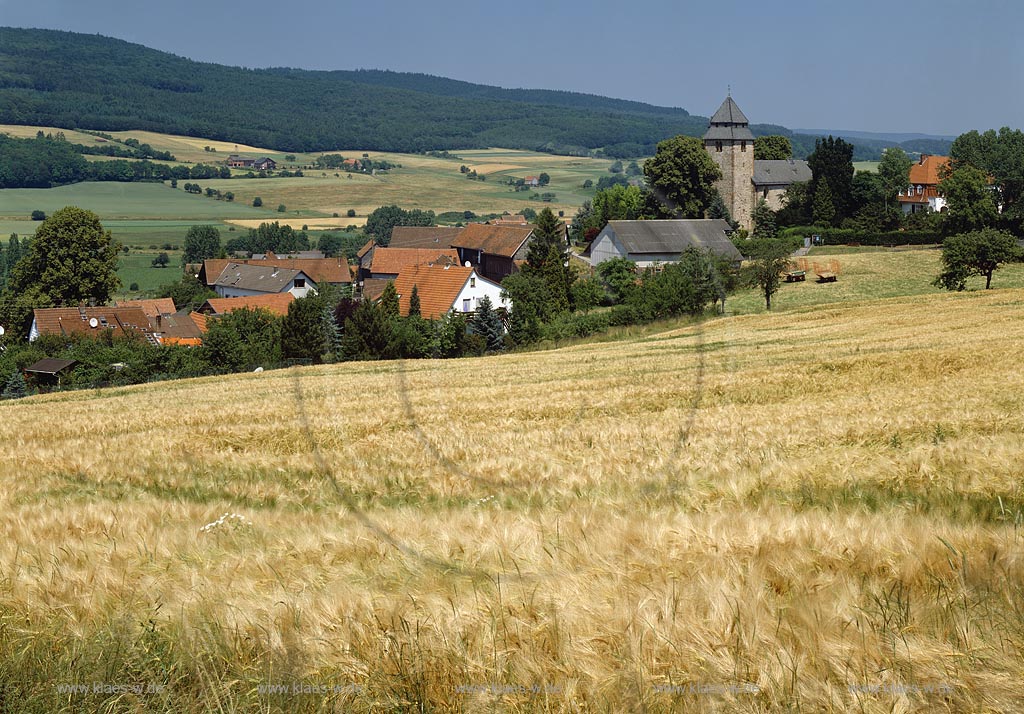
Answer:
[
  {"xmin": 726, "ymin": 245, "xmax": 1024, "ymax": 314},
  {"xmin": 0, "ymin": 182, "xmax": 270, "ymax": 221}
]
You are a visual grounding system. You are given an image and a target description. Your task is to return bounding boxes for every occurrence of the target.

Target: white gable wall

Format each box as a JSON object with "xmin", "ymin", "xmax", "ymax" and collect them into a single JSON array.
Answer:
[{"xmin": 452, "ymin": 271, "xmax": 510, "ymax": 314}]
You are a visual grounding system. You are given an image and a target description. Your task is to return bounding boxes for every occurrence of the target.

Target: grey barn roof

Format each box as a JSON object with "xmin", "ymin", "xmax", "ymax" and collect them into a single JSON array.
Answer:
[
  {"xmin": 753, "ymin": 159, "xmax": 812, "ymax": 186},
  {"xmin": 605, "ymin": 220, "xmax": 743, "ymax": 262},
  {"xmin": 213, "ymin": 262, "xmax": 310, "ymax": 293}
]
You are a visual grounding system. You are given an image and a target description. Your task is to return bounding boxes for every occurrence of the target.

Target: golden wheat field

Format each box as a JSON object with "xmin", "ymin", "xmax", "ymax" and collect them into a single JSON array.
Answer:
[{"xmin": 2, "ymin": 289, "xmax": 1024, "ymax": 712}]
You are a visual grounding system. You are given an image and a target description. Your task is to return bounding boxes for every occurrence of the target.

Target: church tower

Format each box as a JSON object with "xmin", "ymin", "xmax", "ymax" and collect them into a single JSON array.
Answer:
[{"xmin": 703, "ymin": 95, "xmax": 755, "ymax": 229}]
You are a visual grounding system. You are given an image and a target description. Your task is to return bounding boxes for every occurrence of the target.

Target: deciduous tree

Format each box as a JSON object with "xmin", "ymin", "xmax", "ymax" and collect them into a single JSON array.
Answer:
[
  {"xmin": 182, "ymin": 225, "xmax": 221, "ymax": 265},
  {"xmin": 933, "ymin": 228, "xmax": 1019, "ymax": 291},
  {"xmin": 6, "ymin": 206, "xmax": 120, "ymax": 307},
  {"xmin": 642, "ymin": 135, "xmax": 722, "ymax": 218},
  {"xmin": 754, "ymin": 135, "xmax": 792, "ymax": 160}
]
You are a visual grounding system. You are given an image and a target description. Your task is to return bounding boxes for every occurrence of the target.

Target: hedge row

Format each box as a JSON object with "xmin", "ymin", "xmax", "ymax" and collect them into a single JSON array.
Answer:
[{"xmin": 779, "ymin": 226, "xmax": 941, "ymax": 246}]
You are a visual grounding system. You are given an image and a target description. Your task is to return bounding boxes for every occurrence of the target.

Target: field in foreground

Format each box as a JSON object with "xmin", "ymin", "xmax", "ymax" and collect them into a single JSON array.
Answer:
[{"xmin": 2, "ymin": 289, "xmax": 1024, "ymax": 712}]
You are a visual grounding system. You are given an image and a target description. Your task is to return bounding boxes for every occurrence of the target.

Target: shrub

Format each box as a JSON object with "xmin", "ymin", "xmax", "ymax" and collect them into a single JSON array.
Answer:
[
  {"xmin": 30, "ymin": 210, "xmax": 45, "ymax": 221},
  {"xmin": 252, "ymin": 197, "xmax": 263, "ymax": 207},
  {"xmin": 129, "ymin": 282, "xmax": 139, "ymax": 291},
  {"xmin": 347, "ymin": 209, "xmax": 356, "ymax": 217}
]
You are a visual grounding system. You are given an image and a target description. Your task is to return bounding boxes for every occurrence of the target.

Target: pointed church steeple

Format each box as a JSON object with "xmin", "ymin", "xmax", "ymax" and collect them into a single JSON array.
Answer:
[{"xmin": 704, "ymin": 96, "xmax": 754, "ymax": 140}]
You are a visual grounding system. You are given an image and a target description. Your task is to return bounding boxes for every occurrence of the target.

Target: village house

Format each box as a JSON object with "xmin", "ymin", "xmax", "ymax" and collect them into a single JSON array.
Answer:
[
  {"xmin": 226, "ymin": 155, "xmax": 253, "ymax": 168},
  {"xmin": 29, "ymin": 306, "xmax": 160, "ymax": 344},
  {"xmin": 252, "ymin": 157, "xmax": 277, "ymax": 171},
  {"xmin": 359, "ymin": 247, "xmax": 460, "ymax": 281},
  {"xmin": 211, "ymin": 262, "xmax": 316, "ymax": 299},
  {"xmin": 589, "ymin": 219, "xmax": 743, "ymax": 268},
  {"xmin": 393, "ymin": 263, "xmax": 510, "ymax": 319},
  {"xmin": 450, "ymin": 223, "xmax": 535, "ymax": 282},
  {"xmin": 898, "ymin": 154, "xmax": 950, "ymax": 214},
  {"xmin": 199, "ymin": 255, "xmax": 350, "ymax": 289}
]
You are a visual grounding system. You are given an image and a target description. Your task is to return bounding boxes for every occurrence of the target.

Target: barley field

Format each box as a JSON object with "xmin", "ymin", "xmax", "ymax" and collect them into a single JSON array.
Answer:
[{"xmin": 2, "ymin": 286, "xmax": 1023, "ymax": 712}]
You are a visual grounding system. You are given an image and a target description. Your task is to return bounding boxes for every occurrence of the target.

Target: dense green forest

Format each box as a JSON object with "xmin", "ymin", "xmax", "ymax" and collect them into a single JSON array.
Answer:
[{"xmin": 0, "ymin": 28, "xmax": 948, "ymax": 159}]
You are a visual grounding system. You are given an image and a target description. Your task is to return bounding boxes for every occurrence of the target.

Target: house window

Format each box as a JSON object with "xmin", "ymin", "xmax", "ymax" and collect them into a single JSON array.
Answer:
[
  {"xmin": 462, "ymin": 298, "xmax": 470, "ymax": 312},
  {"xmin": 294, "ymin": 278, "xmax": 305, "ymax": 288},
  {"xmin": 470, "ymin": 277, "xmax": 476, "ymax": 288},
  {"xmin": 741, "ymin": 141, "xmax": 747, "ymax": 152},
  {"xmin": 715, "ymin": 141, "xmax": 723, "ymax": 152},
  {"xmin": 917, "ymin": 185, "xmax": 923, "ymax": 195}
]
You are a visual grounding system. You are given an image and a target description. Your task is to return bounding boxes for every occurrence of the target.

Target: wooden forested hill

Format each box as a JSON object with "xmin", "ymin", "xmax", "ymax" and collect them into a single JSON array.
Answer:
[
  {"xmin": 0, "ymin": 28, "xmax": 712, "ymax": 155},
  {"xmin": 0, "ymin": 28, "xmax": 945, "ymax": 159}
]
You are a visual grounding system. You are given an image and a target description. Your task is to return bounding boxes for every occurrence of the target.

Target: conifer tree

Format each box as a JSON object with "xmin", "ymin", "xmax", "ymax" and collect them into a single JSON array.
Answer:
[
  {"xmin": 1, "ymin": 371, "xmax": 28, "ymax": 400},
  {"xmin": 812, "ymin": 178, "xmax": 836, "ymax": 227},
  {"xmin": 379, "ymin": 281, "xmax": 400, "ymax": 321},
  {"xmin": 471, "ymin": 295, "xmax": 505, "ymax": 351},
  {"xmin": 408, "ymin": 284, "xmax": 421, "ymax": 318}
]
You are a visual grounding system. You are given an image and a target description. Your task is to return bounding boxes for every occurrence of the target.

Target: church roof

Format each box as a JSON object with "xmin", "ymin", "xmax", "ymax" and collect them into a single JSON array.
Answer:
[
  {"xmin": 753, "ymin": 159, "xmax": 812, "ymax": 186},
  {"xmin": 704, "ymin": 96, "xmax": 754, "ymax": 141},
  {"xmin": 709, "ymin": 96, "xmax": 749, "ymax": 125},
  {"xmin": 704, "ymin": 125, "xmax": 755, "ymax": 141}
]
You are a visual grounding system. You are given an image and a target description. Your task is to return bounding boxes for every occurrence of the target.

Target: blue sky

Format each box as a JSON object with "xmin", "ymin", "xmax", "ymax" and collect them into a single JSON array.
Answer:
[{"xmin": 2, "ymin": 0, "xmax": 1021, "ymax": 136}]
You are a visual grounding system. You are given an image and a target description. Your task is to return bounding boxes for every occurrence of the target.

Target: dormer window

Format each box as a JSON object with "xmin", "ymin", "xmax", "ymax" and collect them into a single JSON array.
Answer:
[
  {"xmin": 294, "ymin": 278, "xmax": 305, "ymax": 288},
  {"xmin": 916, "ymin": 185, "xmax": 923, "ymax": 195}
]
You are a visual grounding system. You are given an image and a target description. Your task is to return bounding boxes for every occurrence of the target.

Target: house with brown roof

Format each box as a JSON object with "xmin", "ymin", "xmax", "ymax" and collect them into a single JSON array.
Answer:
[
  {"xmin": 199, "ymin": 256, "xmax": 350, "ymax": 289},
  {"xmin": 361, "ymin": 247, "xmax": 460, "ymax": 281},
  {"xmin": 898, "ymin": 154, "xmax": 950, "ymax": 215},
  {"xmin": 393, "ymin": 264, "xmax": 510, "ymax": 319},
  {"xmin": 450, "ymin": 223, "xmax": 535, "ymax": 282},
  {"xmin": 388, "ymin": 226, "xmax": 464, "ymax": 249},
  {"xmin": 212, "ymin": 263, "xmax": 316, "ymax": 299},
  {"xmin": 113, "ymin": 298, "xmax": 176, "ymax": 319},
  {"xmin": 252, "ymin": 157, "xmax": 277, "ymax": 171},
  {"xmin": 198, "ymin": 293, "xmax": 295, "ymax": 318},
  {"xmin": 29, "ymin": 307, "xmax": 159, "ymax": 344}
]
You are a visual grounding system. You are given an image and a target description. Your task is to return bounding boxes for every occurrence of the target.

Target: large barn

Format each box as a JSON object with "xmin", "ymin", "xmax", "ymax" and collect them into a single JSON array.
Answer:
[{"xmin": 588, "ymin": 219, "xmax": 744, "ymax": 268}]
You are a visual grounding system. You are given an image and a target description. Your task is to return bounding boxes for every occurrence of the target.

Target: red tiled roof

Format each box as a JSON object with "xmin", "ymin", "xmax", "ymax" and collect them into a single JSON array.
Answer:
[
  {"xmin": 32, "ymin": 307, "xmax": 155, "ymax": 341},
  {"xmin": 190, "ymin": 311, "xmax": 209, "ymax": 333},
  {"xmin": 368, "ymin": 247, "xmax": 459, "ymax": 276},
  {"xmin": 201, "ymin": 293, "xmax": 295, "ymax": 317},
  {"xmin": 394, "ymin": 264, "xmax": 474, "ymax": 319},
  {"xmin": 908, "ymin": 155, "xmax": 949, "ymax": 186},
  {"xmin": 356, "ymin": 239, "xmax": 376, "ymax": 259},
  {"xmin": 116, "ymin": 298, "xmax": 176, "ymax": 318},
  {"xmin": 452, "ymin": 223, "xmax": 533, "ymax": 258}
]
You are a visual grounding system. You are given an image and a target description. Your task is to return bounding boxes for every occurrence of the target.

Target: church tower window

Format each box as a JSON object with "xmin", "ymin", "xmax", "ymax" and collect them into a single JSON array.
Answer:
[{"xmin": 715, "ymin": 141, "xmax": 723, "ymax": 152}]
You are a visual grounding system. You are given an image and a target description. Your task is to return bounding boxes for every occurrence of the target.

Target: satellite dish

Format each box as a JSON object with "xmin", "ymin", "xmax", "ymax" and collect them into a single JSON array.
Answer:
[
  {"xmin": 88, "ymin": 318, "xmax": 99, "ymax": 328},
  {"xmin": 0, "ymin": 326, "xmax": 5, "ymax": 337},
  {"xmin": 464, "ymin": 261, "xmax": 471, "ymax": 268}
]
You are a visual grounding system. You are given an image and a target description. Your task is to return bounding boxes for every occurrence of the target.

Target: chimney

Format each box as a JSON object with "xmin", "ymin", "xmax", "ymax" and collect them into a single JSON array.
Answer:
[{"xmin": 920, "ymin": 154, "xmax": 929, "ymax": 165}]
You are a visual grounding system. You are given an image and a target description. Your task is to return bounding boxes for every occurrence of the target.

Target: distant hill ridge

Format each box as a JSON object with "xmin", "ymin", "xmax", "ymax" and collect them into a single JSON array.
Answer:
[{"xmin": 0, "ymin": 28, "xmax": 950, "ymax": 159}]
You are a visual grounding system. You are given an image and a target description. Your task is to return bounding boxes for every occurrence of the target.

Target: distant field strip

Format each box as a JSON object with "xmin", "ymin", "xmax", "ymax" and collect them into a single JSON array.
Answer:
[{"xmin": 1, "ymin": 288, "xmax": 1023, "ymax": 710}]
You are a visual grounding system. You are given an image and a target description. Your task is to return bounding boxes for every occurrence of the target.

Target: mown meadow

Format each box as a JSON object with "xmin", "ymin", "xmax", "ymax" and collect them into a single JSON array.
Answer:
[{"xmin": 1, "ymin": 286, "xmax": 1023, "ymax": 712}]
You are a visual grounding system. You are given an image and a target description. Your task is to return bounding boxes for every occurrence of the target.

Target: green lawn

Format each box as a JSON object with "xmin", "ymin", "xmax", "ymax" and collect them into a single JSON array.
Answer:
[{"xmin": 116, "ymin": 251, "xmax": 183, "ymax": 297}]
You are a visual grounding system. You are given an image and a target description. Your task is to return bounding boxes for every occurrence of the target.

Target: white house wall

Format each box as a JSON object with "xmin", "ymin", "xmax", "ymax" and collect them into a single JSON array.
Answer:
[{"xmin": 453, "ymin": 272, "xmax": 510, "ymax": 314}]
